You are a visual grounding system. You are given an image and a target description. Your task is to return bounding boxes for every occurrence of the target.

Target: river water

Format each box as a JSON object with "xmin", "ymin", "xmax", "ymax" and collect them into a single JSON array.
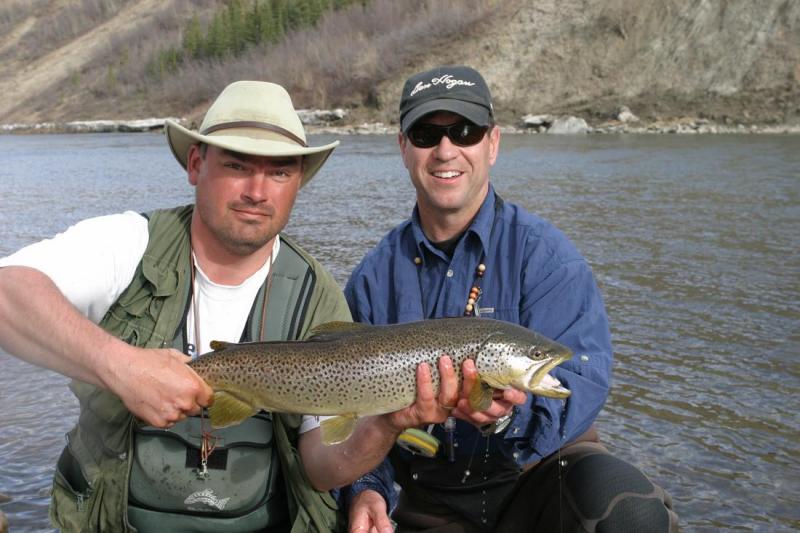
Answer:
[{"xmin": 0, "ymin": 132, "xmax": 798, "ymax": 531}]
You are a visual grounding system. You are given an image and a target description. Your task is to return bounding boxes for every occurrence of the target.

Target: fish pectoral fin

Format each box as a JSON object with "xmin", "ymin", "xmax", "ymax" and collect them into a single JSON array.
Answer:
[
  {"xmin": 319, "ymin": 415, "xmax": 359, "ymax": 445},
  {"xmin": 208, "ymin": 391, "xmax": 258, "ymax": 428},
  {"xmin": 307, "ymin": 321, "xmax": 371, "ymax": 340},
  {"xmin": 209, "ymin": 340, "xmax": 233, "ymax": 351},
  {"xmin": 468, "ymin": 381, "xmax": 494, "ymax": 412}
]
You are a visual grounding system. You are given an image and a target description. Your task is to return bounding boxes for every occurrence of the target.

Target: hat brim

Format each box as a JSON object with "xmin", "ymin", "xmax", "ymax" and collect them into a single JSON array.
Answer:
[
  {"xmin": 165, "ymin": 119, "xmax": 338, "ymax": 188},
  {"xmin": 400, "ymin": 99, "xmax": 492, "ymax": 133}
]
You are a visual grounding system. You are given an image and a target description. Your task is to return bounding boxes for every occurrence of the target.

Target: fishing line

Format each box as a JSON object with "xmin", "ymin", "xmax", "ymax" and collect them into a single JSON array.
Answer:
[
  {"xmin": 558, "ymin": 446, "xmax": 563, "ymax": 533},
  {"xmin": 460, "ymin": 433, "xmax": 483, "ymax": 484}
]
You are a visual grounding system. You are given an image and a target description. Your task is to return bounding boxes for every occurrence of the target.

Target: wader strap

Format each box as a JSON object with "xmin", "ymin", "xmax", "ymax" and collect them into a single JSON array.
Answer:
[{"xmin": 248, "ymin": 237, "xmax": 316, "ymax": 342}]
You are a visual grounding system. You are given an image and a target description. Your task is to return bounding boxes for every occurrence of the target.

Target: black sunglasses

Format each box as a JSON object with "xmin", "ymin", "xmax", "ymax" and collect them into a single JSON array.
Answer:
[{"xmin": 406, "ymin": 121, "xmax": 489, "ymax": 148}]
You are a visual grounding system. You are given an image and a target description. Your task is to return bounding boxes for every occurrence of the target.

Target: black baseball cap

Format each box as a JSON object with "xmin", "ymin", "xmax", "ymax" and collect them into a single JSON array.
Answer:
[{"xmin": 399, "ymin": 65, "xmax": 494, "ymax": 133}]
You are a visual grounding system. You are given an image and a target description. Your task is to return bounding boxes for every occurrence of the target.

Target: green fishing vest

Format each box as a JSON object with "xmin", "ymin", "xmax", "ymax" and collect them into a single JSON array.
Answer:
[{"xmin": 49, "ymin": 205, "xmax": 350, "ymax": 532}]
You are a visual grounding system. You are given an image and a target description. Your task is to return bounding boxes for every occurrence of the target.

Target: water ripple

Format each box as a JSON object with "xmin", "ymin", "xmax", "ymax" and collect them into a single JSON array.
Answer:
[{"xmin": 1, "ymin": 133, "xmax": 799, "ymax": 531}]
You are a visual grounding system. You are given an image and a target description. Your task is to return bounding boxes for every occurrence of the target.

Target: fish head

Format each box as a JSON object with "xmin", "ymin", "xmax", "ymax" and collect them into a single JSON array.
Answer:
[{"xmin": 480, "ymin": 329, "xmax": 573, "ymax": 399}]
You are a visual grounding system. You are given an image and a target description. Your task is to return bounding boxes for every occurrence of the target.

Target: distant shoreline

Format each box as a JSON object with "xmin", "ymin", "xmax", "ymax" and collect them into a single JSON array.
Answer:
[{"xmin": 2, "ymin": 116, "xmax": 799, "ymax": 136}]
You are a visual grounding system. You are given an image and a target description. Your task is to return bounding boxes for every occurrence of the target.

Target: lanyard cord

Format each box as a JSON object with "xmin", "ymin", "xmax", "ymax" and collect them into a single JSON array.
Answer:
[
  {"xmin": 190, "ymin": 253, "xmax": 202, "ymax": 357},
  {"xmin": 188, "ymin": 243, "xmax": 274, "ymax": 478},
  {"xmin": 414, "ymin": 194, "xmax": 503, "ymax": 320},
  {"xmin": 188, "ymin": 247, "xmax": 275, "ymax": 353}
]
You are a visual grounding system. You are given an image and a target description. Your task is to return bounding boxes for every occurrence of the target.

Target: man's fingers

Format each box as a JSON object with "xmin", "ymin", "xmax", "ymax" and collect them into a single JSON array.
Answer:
[
  {"xmin": 349, "ymin": 514, "xmax": 371, "ymax": 532},
  {"xmin": 460, "ymin": 358, "xmax": 478, "ymax": 399},
  {"xmin": 372, "ymin": 511, "xmax": 394, "ymax": 533},
  {"xmin": 506, "ymin": 388, "xmax": 528, "ymax": 405},
  {"xmin": 348, "ymin": 490, "xmax": 390, "ymax": 533},
  {"xmin": 437, "ymin": 355, "xmax": 458, "ymax": 409},
  {"xmin": 415, "ymin": 362, "xmax": 435, "ymax": 403},
  {"xmin": 166, "ymin": 348, "xmax": 192, "ymax": 363},
  {"xmin": 451, "ymin": 358, "xmax": 526, "ymax": 427},
  {"xmin": 178, "ymin": 356, "xmax": 215, "ymax": 411}
]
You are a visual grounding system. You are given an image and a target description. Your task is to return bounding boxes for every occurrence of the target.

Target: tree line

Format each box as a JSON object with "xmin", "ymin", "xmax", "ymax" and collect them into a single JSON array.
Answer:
[{"xmin": 149, "ymin": 0, "xmax": 365, "ymax": 78}]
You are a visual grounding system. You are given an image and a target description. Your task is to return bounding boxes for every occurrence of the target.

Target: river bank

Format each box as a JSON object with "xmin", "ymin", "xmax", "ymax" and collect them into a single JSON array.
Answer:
[{"xmin": 2, "ymin": 113, "xmax": 799, "ymax": 136}]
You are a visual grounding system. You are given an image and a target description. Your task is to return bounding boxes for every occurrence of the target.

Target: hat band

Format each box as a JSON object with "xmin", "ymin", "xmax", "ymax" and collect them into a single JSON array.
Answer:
[{"xmin": 201, "ymin": 120, "xmax": 308, "ymax": 147}]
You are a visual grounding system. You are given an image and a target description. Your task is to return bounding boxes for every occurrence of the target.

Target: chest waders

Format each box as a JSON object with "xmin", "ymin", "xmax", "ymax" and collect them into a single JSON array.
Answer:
[{"xmin": 48, "ymin": 205, "xmax": 348, "ymax": 532}]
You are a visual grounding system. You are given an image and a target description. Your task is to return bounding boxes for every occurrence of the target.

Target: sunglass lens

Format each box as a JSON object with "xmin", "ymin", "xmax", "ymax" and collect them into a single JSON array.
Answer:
[
  {"xmin": 408, "ymin": 125, "xmax": 442, "ymax": 148},
  {"xmin": 451, "ymin": 123, "xmax": 486, "ymax": 146},
  {"xmin": 408, "ymin": 122, "xmax": 487, "ymax": 148}
]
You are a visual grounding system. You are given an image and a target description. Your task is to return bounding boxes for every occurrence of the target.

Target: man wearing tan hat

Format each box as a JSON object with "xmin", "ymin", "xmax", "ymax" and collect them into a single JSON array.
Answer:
[{"xmin": 0, "ymin": 80, "xmax": 460, "ymax": 532}]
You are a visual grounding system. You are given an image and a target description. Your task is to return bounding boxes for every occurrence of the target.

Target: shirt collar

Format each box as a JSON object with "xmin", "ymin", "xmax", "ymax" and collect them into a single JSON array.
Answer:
[{"xmin": 410, "ymin": 184, "xmax": 497, "ymax": 261}]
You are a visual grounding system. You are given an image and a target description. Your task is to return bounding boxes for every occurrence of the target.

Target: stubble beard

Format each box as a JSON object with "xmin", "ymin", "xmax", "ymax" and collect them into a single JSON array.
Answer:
[
  {"xmin": 215, "ymin": 221, "xmax": 274, "ymax": 257},
  {"xmin": 198, "ymin": 202, "xmax": 287, "ymax": 258}
]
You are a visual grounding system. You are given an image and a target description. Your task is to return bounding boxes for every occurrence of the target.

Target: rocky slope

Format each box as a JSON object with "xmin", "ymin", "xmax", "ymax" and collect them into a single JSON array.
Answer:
[
  {"xmin": 1, "ymin": 0, "xmax": 797, "ymax": 129},
  {"xmin": 364, "ymin": 0, "xmax": 800, "ymax": 129}
]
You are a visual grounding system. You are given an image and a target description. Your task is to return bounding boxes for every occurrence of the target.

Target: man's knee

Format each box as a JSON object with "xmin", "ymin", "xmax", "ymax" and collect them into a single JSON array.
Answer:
[{"xmin": 565, "ymin": 451, "xmax": 678, "ymax": 532}]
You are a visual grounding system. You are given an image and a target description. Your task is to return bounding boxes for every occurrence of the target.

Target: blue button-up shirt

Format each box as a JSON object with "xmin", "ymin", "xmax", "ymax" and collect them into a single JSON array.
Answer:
[{"xmin": 342, "ymin": 185, "xmax": 612, "ymax": 520}]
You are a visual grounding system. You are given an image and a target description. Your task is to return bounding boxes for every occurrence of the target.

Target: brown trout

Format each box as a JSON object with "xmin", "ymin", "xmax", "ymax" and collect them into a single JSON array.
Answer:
[{"xmin": 188, "ymin": 317, "xmax": 572, "ymax": 444}]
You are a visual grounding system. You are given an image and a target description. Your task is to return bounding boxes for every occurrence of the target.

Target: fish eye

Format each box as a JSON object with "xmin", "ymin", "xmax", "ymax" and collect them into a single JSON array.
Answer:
[{"xmin": 529, "ymin": 347, "xmax": 544, "ymax": 359}]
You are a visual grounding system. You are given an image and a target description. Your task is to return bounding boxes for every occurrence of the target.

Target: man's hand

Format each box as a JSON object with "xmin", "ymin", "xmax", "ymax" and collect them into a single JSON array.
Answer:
[
  {"xmin": 382, "ymin": 356, "xmax": 528, "ymax": 433},
  {"xmin": 106, "ymin": 346, "xmax": 215, "ymax": 428},
  {"xmin": 383, "ymin": 355, "xmax": 460, "ymax": 432},
  {"xmin": 348, "ymin": 489, "xmax": 393, "ymax": 533},
  {"xmin": 0, "ymin": 266, "xmax": 214, "ymax": 429},
  {"xmin": 452, "ymin": 358, "xmax": 527, "ymax": 427}
]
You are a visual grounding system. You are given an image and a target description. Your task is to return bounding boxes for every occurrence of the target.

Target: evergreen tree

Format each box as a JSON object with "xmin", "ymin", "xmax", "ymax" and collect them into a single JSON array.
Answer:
[
  {"xmin": 272, "ymin": 0, "xmax": 288, "ymax": 38},
  {"xmin": 257, "ymin": 0, "xmax": 277, "ymax": 43},
  {"xmin": 205, "ymin": 11, "xmax": 226, "ymax": 57},
  {"xmin": 182, "ymin": 14, "xmax": 203, "ymax": 59},
  {"xmin": 245, "ymin": 0, "xmax": 261, "ymax": 45},
  {"xmin": 146, "ymin": 0, "xmax": 368, "ymax": 79},
  {"xmin": 308, "ymin": 0, "xmax": 324, "ymax": 24},
  {"xmin": 226, "ymin": 0, "xmax": 246, "ymax": 54},
  {"xmin": 286, "ymin": 0, "xmax": 304, "ymax": 29}
]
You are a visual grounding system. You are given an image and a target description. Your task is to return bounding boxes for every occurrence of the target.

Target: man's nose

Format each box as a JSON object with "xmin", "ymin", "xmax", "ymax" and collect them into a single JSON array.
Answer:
[
  {"xmin": 433, "ymin": 134, "xmax": 458, "ymax": 160},
  {"xmin": 242, "ymin": 173, "xmax": 270, "ymax": 203}
]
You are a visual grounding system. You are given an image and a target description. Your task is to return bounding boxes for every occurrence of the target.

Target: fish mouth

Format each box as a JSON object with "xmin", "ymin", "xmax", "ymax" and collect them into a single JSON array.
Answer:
[{"xmin": 526, "ymin": 353, "xmax": 572, "ymax": 399}]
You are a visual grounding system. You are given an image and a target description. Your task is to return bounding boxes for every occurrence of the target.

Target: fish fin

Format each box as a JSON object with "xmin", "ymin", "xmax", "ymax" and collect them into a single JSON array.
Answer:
[
  {"xmin": 208, "ymin": 391, "xmax": 258, "ymax": 428},
  {"xmin": 307, "ymin": 321, "xmax": 371, "ymax": 340},
  {"xmin": 209, "ymin": 340, "xmax": 232, "ymax": 351},
  {"xmin": 468, "ymin": 381, "xmax": 494, "ymax": 412},
  {"xmin": 319, "ymin": 414, "xmax": 359, "ymax": 445}
]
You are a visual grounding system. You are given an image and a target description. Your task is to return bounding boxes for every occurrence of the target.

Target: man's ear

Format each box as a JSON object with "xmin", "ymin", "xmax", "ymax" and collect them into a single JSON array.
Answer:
[
  {"xmin": 398, "ymin": 132, "xmax": 411, "ymax": 170},
  {"xmin": 487, "ymin": 126, "xmax": 501, "ymax": 166},
  {"xmin": 186, "ymin": 144, "xmax": 203, "ymax": 185}
]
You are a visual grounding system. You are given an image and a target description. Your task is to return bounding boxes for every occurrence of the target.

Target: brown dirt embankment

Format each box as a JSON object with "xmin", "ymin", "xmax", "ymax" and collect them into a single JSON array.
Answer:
[{"xmin": 0, "ymin": 0, "xmax": 797, "ymax": 129}]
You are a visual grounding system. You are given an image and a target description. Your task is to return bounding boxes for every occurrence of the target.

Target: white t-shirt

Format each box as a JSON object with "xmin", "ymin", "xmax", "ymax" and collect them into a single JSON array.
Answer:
[{"xmin": 0, "ymin": 211, "xmax": 322, "ymax": 433}]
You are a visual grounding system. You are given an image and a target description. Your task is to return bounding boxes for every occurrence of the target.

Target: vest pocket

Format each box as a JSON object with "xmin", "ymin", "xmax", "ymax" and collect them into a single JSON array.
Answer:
[
  {"xmin": 50, "ymin": 446, "xmax": 100, "ymax": 531},
  {"xmin": 128, "ymin": 412, "xmax": 288, "ymax": 531}
]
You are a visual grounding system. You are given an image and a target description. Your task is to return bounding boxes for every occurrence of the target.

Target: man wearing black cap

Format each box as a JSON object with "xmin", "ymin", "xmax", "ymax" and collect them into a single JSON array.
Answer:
[{"xmin": 343, "ymin": 66, "xmax": 678, "ymax": 532}]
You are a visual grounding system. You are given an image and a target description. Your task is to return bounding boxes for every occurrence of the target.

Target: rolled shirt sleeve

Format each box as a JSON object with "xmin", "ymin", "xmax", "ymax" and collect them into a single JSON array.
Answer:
[{"xmin": 0, "ymin": 211, "xmax": 150, "ymax": 323}]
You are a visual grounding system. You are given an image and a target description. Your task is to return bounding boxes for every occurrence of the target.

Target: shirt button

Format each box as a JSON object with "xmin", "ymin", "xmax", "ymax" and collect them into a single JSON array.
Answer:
[
  {"xmin": 581, "ymin": 355, "xmax": 590, "ymax": 362},
  {"xmin": 446, "ymin": 269, "xmax": 454, "ymax": 278}
]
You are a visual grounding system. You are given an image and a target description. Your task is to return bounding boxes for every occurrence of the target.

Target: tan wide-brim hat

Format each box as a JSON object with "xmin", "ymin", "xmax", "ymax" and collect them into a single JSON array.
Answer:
[{"xmin": 165, "ymin": 80, "xmax": 339, "ymax": 188}]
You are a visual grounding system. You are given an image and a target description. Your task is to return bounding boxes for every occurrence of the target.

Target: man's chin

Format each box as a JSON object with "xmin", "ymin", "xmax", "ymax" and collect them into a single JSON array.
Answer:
[
  {"xmin": 230, "ymin": 236, "xmax": 274, "ymax": 256},
  {"xmin": 216, "ymin": 228, "xmax": 274, "ymax": 257}
]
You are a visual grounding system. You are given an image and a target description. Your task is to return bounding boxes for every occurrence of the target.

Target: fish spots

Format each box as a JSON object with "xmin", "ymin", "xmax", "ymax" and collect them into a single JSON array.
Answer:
[{"xmin": 186, "ymin": 318, "xmax": 571, "ymax": 417}]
